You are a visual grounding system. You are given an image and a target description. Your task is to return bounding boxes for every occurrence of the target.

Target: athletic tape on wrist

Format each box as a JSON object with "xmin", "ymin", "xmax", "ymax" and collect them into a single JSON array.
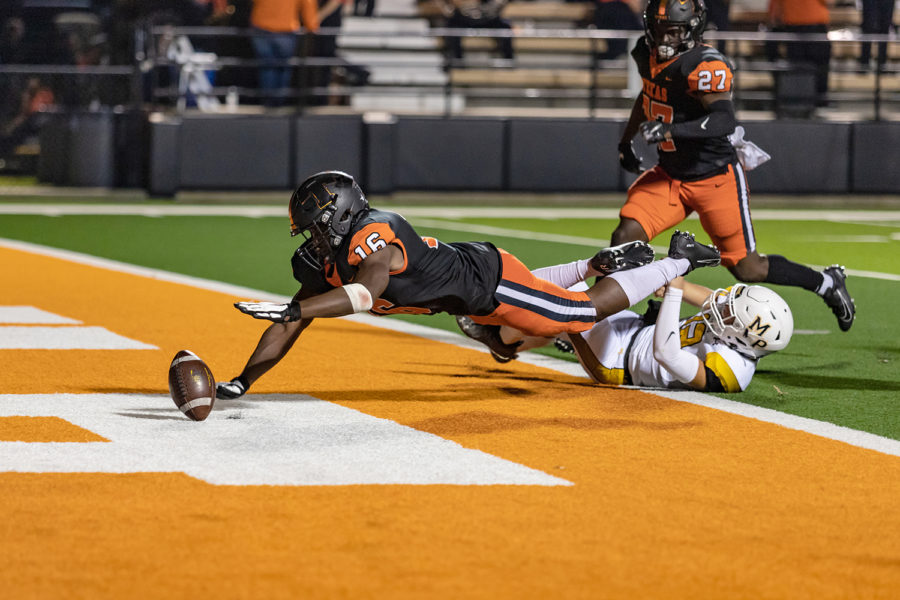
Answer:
[{"xmin": 343, "ymin": 283, "xmax": 374, "ymax": 313}]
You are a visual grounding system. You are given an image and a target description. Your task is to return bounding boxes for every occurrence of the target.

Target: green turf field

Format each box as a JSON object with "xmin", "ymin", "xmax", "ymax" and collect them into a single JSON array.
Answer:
[{"xmin": 1, "ymin": 207, "xmax": 898, "ymax": 439}]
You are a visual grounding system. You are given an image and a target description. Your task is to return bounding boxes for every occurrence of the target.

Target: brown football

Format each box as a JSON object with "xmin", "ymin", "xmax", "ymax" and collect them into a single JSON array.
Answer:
[{"xmin": 168, "ymin": 350, "xmax": 216, "ymax": 421}]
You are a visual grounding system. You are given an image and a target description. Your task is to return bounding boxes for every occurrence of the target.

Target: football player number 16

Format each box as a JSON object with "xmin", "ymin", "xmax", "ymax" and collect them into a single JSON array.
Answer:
[
  {"xmin": 642, "ymin": 97, "xmax": 676, "ymax": 152},
  {"xmin": 353, "ymin": 232, "xmax": 387, "ymax": 260}
]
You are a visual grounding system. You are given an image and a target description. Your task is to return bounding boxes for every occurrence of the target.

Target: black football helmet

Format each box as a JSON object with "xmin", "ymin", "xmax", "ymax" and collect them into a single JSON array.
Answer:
[
  {"xmin": 289, "ymin": 170, "xmax": 369, "ymax": 269},
  {"xmin": 644, "ymin": 0, "xmax": 707, "ymax": 61}
]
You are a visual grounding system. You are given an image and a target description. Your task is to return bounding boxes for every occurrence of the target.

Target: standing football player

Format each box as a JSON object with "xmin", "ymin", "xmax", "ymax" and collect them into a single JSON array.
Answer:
[
  {"xmin": 613, "ymin": 0, "xmax": 856, "ymax": 332},
  {"xmin": 216, "ymin": 170, "xmax": 721, "ymax": 399}
]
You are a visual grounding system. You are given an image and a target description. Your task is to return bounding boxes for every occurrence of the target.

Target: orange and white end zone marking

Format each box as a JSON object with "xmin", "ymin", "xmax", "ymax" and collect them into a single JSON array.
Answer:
[{"xmin": 2, "ymin": 237, "xmax": 900, "ymax": 599}]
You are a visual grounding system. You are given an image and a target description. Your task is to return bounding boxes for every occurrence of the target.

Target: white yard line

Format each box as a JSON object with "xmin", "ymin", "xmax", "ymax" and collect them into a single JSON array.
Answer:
[{"xmin": 2, "ymin": 236, "xmax": 899, "ymax": 459}]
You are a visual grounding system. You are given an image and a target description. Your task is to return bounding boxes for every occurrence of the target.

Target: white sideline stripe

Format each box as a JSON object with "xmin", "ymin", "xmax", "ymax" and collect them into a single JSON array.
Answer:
[
  {"xmin": 651, "ymin": 389, "xmax": 900, "ymax": 458},
  {"xmin": 1, "ymin": 203, "xmax": 900, "ymax": 222},
  {"xmin": 2, "ymin": 237, "xmax": 900, "ymax": 458},
  {"xmin": 179, "ymin": 397, "xmax": 212, "ymax": 412}
]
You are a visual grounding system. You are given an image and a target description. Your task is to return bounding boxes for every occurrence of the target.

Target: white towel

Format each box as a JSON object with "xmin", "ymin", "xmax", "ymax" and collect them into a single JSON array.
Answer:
[{"xmin": 729, "ymin": 126, "xmax": 771, "ymax": 171}]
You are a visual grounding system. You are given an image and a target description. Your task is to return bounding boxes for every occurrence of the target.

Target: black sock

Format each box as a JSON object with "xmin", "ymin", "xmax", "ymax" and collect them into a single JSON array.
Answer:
[{"xmin": 765, "ymin": 254, "xmax": 824, "ymax": 292}]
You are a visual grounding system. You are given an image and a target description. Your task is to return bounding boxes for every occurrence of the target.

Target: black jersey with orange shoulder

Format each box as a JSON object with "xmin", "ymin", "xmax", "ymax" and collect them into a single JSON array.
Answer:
[
  {"xmin": 291, "ymin": 208, "xmax": 502, "ymax": 316},
  {"xmin": 632, "ymin": 37, "xmax": 738, "ymax": 181}
]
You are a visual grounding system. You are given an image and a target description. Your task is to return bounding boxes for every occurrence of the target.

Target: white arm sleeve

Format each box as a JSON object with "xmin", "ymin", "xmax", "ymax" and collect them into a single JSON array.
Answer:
[{"xmin": 653, "ymin": 287, "xmax": 703, "ymax": 384}]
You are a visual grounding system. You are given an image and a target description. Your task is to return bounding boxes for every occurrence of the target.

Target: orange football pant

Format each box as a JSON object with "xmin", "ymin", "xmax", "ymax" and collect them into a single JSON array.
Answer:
[
  {"xmin": 469, "ymin": 250, "xmax": 597, "ymax": 337},
  {"xmin": 621, "ymin": 162, "xmax": 755, "ymax": 267}
]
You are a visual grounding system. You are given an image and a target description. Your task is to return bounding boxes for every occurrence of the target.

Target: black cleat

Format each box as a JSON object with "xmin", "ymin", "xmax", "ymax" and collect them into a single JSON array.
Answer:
[
  {"xmin": 553, "ymin": 337, "xmax": 575, "ymax": 353},
  {"xmin": 590, "ymin": 241, "xmax": 656, "ymax": 276},
  {"xmin": 822, "ymin": 265, "xmax": 855, "ymax": 331},
  {"xmin": 667, "ymin": 230, "xmax": 721, "ymax": 272},
  {"xmin": 455, "ymin": 315, "xmax": 522, "ymax": 363}
]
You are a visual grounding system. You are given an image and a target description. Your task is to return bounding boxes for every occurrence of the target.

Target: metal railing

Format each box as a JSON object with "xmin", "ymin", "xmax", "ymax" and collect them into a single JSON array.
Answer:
[{"xmin": 1, "ymin": 23, "xmax": 897, "ymax": 118}]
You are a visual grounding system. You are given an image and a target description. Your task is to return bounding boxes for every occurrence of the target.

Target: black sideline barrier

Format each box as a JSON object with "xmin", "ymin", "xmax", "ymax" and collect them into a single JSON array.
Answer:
[
  {"xmin": 47, "ymin": 112, "xmax": 900, "ymax": 196},
  {"xmin": 851, "ymin": 121, "xmax": 900, "ymax": 193},
  {"xmin": 148, "ymin": 117, "xmax": 181, "ymax": 197},
  {"xmin": 507, "ymin": 119, "xmax": 621, "ymax": 191},
  {"xmin": 740, "ymin": 121, "xmax": 851, "ymax": 193},
  {"xmin": 393, "ymin": 117, "xmax": 505, "ymax": 190},
  {"xmin": 294, "ymin": 115, "xmax": 364, "ymax": 187},
  {"xmin": 37, "ymin": 111, "xmax": 115, "ymax": 187},
  {"xmin": 178, "ymin": 115, "xmax": 291, "ymax": 189}
]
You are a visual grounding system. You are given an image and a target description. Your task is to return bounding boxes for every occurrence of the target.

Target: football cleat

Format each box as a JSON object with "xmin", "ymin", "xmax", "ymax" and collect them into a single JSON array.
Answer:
[
  {"xmin": 553, "ymin": 337, "xmax": 575, "ymax": 354},
  {"xmin": 667, "ymin": 230, "xmax": 721, "ymax": 272},
  {"xmin": 455, "ymin": 316, "xmax": 522, "ymax": 363},
  {"xmin": 590, "ymin": 241, "xmax": 656, "ymax": 276},
  {"xmin": 822, "ymin": 265, "xmax": 856, "ymax": 331}
]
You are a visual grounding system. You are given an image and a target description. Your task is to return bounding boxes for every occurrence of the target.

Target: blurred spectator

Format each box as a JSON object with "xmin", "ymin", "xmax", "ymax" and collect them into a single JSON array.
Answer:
[
  {"xmin": 768, "ymin": 0, "xmax": 831, "ymax": 107},
  {"xmin": 311, "ymin": 0, "xmax": 363, "ymax": 105},
  {"xmin": 250, "ymin": 0, "xmax": 320, "ymax": 106},
  {"xmin": 859, "ymin": 0, "xmax": 895, "ymax": 71},
  {"xmin": 0, "ymin": 77, "xmax": 54, "ymax": 157},
  {"xmin": 591, "ymin": 0, "xmax": 642, "ymax": 60},
  {"xmin": 435, "ymin": 0, "xmax": 515, "ymax": 65},
  {"xmin": 0, "ymin": 16, "xmax": 27, "ymax": 64}
]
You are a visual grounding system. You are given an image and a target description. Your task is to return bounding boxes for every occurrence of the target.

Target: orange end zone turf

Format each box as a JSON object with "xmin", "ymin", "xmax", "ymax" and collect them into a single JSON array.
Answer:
[{"xmin": 2, "ymin": 245, "xmax": 900, "ymax": 599}]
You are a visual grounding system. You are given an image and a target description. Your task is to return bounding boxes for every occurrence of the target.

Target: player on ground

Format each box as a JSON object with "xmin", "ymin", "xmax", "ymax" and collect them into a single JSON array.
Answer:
[
  {"xmin": 462, "ymin": 264, "xmax": 793, "ymax": 393},
  {"xmin": 216, "ymin": 170, "xmax": 721, "ymax": 399},
  {"xmin": 614, "ymin": 0, "xmax": 855, "ymax": 332}
]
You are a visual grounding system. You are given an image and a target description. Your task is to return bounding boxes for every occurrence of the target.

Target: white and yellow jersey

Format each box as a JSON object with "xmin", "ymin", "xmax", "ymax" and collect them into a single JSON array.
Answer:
[{"xmin": 570, "ymin": 310, "xmax": 756, "ymax": 392}]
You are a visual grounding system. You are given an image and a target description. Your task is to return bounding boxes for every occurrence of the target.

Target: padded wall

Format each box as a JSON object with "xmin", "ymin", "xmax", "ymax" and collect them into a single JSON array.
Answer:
[
  {"xmin": 851, "ymin": 121, "xmax": 900, "ymax": 193},
  {"xmin": 294, "ymin": 115, "xmax": 363, "ymax": 187},
  {"xmin": 178, "ymin": 115, "xmax": 291, "ymax": 189},
  {"xmin": 393, "ymin": 117, "xmax": 505, "ymax": 190},
  {"xmin": 147, "ymin": 117, "xmax": 181, "ymax": 197},
  {"xmin": 365, "ymin": 118, "xmax": 395, "ymax": 195},
  {"xmin": 507, "ymin": 119, "xmax": 621, "ymax": 191},
  {"xmin": 739, "ymin": 121, "xmax": 851, "ymax": 193},
  {"xmin": 37, "ymin": 112, "xmax": 115, "ymax": 187}
]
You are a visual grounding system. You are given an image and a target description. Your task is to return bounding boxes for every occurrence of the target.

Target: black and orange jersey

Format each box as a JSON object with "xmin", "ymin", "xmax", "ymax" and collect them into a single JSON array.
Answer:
[
  {"xmin": 291, "ymin": 209, "xmax": 502, "ymax": 316},
  {"xmin": 632, "ymin": 37, "xmax": 738, "ymax": 181}
]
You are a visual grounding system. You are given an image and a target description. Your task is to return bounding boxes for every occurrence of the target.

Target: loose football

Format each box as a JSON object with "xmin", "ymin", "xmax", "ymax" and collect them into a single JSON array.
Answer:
[{"xmin": 168, "ymin": 350, "xmax": 216, "ymax": 421}]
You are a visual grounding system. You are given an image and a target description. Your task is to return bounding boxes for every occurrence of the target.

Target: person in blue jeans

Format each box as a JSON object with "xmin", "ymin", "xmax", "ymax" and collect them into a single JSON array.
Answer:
[{"xmin": 250, "ymin": 0, "xmax": 319, "ymax": 106}]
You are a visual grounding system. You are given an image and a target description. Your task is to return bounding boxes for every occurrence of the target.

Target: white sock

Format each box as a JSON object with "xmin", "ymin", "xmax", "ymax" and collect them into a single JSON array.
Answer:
[
  {"xmin": 531, "ymin": 259, "xmax": 590, "ymax": 289},
  {"xmin": 606, "ymin": 257, "xmax": 690, "ymax": 306},
  {"xmin": 816, "ymin": 272, "xmax": 834, "ymax": 296}
]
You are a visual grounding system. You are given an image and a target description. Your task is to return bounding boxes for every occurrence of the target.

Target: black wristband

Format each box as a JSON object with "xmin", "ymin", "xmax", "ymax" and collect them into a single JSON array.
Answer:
[
  {"xmin": 286, "ymin": 301, "xmax": 302, "ymax": 322},
  {"xmin": 235, "ymin": 375, "xmax": 250, "ymax": 391}
]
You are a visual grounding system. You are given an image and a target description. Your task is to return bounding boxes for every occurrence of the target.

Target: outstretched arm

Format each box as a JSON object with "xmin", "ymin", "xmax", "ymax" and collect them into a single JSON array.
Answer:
[
  {"xmin": 652, "ymin": 278, "xmax": 706, "ymax": 390},
  {"xmin": 220, "ymin": 245, "xmax": 397, "ymax": 398},
  {"xmin": 235, "ymin": 245, "xmax": 396, "ymax": 322}
]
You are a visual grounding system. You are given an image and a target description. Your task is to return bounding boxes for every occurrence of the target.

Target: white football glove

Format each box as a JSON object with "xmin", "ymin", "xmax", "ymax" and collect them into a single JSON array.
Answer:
[
  {"xmin": 216, "ymin": 376, "xmax": 248, "ymax": 399},
  {"xmin": 234, "ymin": 301, "xmax": 301, "ymax": 323}
]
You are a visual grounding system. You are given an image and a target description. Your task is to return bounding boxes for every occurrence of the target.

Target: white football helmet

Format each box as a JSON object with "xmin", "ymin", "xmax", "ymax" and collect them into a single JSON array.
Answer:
[{"xmin": 701, "ymin": 284, "xmax": 793, "ymax": 359}]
